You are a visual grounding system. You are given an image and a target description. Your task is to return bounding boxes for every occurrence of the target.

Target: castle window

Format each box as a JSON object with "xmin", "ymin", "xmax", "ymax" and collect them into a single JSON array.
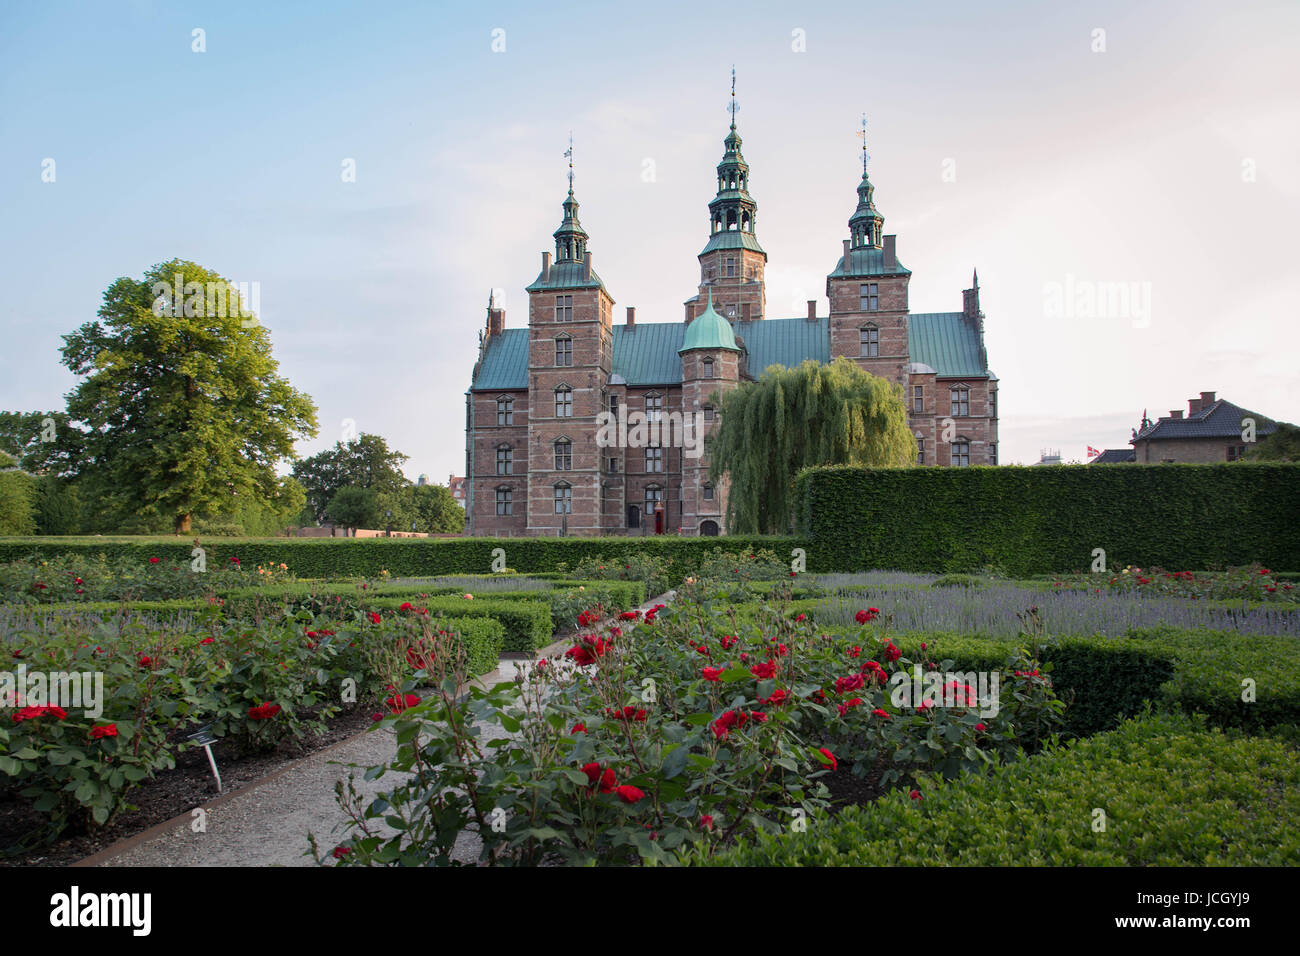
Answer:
[
  {"xmin": 555, "ymin": 295, "xmax": 572, "ymax": 323},
  {"xmin": 645, "ymin": 485, "xmax": 663, "ymax": 516},
  {"xmin": 703, "ymin": 405, "xmax": 715, "ymax": 421},
  {"xmin": 645, "ymin": 393, "xmax": 662, "ymax": 422},
  {"xmin": 912, "ymin": 385, "xmax": 923, "ymax": 413},
  {"xmin": 495, "ymin": 487, "xmax": 512, "ymax": 516},
  {"xmin": 990, "ymin": 391, "xmax": 997, "ymax": 418},
  {"xmin": 741, "ymin": 212, "xmax": 751, "ymax": 232},
  {"xmin": 726, "ymin": 258, "xmax": 736, "ymax": 277},
  {"xmin": 859, "ymin": 325, "xmax": 879, "ymax": 358},
  {"xmin": 496, "ymin": 445, "xmax": 513, "ymax": 476},
  {"xmin": 1227, "ymin": 445, "xmax": 1247, "ymax": 461},
  {"xmin": 917, "ymin": 438, "xmax": 925, "ymax": 465},
  {"xmin": 554, "ymin": 438, "xmax": 572, "ymax": 470},
  {"xmin": 555, "ymin": 335, "xmax": 572, "ymax": 367},
  {"xmin": 555, "ymin": 386, "xmax": 573, "ymax": 417},
  {"xmin": 702, "ymin": 358, "xmax": 715, "ymax": 378},
  {"xmin": 951, "ymin": 387, "xmax": 970, "ymax": 417},
  {"xmin": 607, "ymin": 457, "xmax": 619, "ymax": 473},
  {"xmin": 703, "ymin": 482, "xmax": 714, "ymax": 501},
  {"xmin": 497, "ymin": 396, "xmax": 513, "ymax": 426},
  {"xmin": 645, "ymin": 446, "xmax": 664, "ymax": 473},
  {"xmin": 990, "ymin": 443, "xmax": 998, "ymax": 466},
  {"xmin": 859, "ymin": 283, "xmax": 879, "ymax": 311},
  {"xmin": 952, "ymin": 441, "xmax": 970, "ymax": 467},
  {"xmin": 553, "ymin": 482, "xmax": 572, "ymax": 514},
  {"xmin": 608, "ymin": 393, "xmax": 618, "ymax": 415}
]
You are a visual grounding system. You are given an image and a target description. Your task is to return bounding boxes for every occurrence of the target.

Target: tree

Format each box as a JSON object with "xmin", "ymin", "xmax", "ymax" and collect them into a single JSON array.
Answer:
[
  {"xmin": 708, "ymin": 357, "xmax": 916, "ymax": 534},
  {"xmin": 59, "ymin": 259, "xmax": 318, "ymax": 533},
  {"xmin": 0, "ymin": 411, "xmax": 84, "ymax": 478},
  {"xmin": 292, "ymin": 433, "xmax": 410, "ymax": 523},
  {"xmin": 326, "ymin": 485, "xmax": 381, "ymax": 535},
  {"xmin": 407, "ymin": 483, "xmax": 466, "ymax": 534},
  {"xmin": 1246, "ymin": 422, "xmax": 1300, "ymax": 462},
  {"xmin": 0, "ymin": 454, "xmax": 37, "ymax": 534}
]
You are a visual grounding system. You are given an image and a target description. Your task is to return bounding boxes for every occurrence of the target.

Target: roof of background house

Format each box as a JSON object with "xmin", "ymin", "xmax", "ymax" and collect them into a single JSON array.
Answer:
[
  {"xmin": 1134, "ymin": 399, "xmax": 1277, "ymax": 442},
  {"xmin": 470, "ymin": 311, "xmax": 990, "ymax": 390},
  {"xmin": 1091, "ymin": 448, "xmax": 1136, "ymax": 464}
]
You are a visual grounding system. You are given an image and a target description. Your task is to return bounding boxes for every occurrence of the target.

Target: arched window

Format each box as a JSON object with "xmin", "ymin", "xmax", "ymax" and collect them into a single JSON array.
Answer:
[
  {"xmin": 859, "ymin": 325, "xmax": 879, "ymax": 358},
  {"xmin": 555, "ymin": 385, "xmax": 573, "ymax": 417},
  {"xmin": 554, "ymin": 438, "xmax": 572, "ymax": 470},
  {"xmin": 726, "ymin": 211, "xmax": 737, "ymax": 230},
  {"xmin": 495, "ymin": 444, "xmax": 513, "ymax": 476},
  {"xmin": 496, "ymin": 396, "xmax": 513, "ymax": 425},
  {"xmin": 554, "ymin": 334, "xmax": 572, "ymax": 367},
  {"xmin": 553, "ymin": 481, "xmax": 572, "ymax": 514}
]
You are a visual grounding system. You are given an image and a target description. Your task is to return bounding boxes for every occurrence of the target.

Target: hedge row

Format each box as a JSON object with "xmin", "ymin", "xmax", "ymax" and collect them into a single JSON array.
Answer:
[
  {"xmin": 695, "ymin": 711, "xmax": 1300, "ymax": 866},
  {"xmin": 0, "ymin": 535, "xmax": 805, "ymax": 580},
  {"xmin": 794, "ymin": 463, "xmax": 1300, "ymax": 575},
  {"xmin": 415, "ymin": 616, "xmax": 505, "ymax": 679}
]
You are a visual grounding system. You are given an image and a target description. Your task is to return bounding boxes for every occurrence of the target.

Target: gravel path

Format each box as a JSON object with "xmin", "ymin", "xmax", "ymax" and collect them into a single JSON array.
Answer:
[{"xmin": 86, "ymin": 593, "xmax": 671, "ymax": 868}]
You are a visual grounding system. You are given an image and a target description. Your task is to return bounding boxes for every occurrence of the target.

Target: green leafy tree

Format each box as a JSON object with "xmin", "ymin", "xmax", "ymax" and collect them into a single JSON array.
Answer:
[
  {"xmin": 708, "ymin": 357, "xmax": 916, "ymax": 534},
  {"xmin": 59, "ymin": 259, "xmax": 318, "ymax": 533},
  {"xmin": 326, "ymin": 485, "xmax": 382, "ymax": 535},
  {"xmin": 293, "ymin": 433, "xmax": 410, "ymax": 523},
  {"xmin": 1246, "ymin": 422, "xmax": 1300, "ymax": 462},
  {"xmin": 0, "ymin": 461, "xmax": 37, "ymax": 535},
  {"xmin": 0, "ymin": 411, "xmax": 84, "ymax": 478},
  {"xmin": 409, "ymin": 483, "xmax": 466, "ymax": 534},
  {"xmin": 34, "ymin": 475, "xmax": 84, "ymax": 535}
]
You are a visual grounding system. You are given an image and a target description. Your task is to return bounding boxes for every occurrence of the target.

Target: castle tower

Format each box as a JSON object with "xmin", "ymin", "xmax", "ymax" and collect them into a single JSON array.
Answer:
[
  {"xmin": 679, "ymin": 289, "xmax": 742, "ymax": 535},
  {"xmin": 827, "ymin": 119, "xmax": 911, "ymax": 387},
  {"xmin": 686, "ymin": 72, "xmax": 767, "ymax": 324},
  {"xmin": 524, "ymin": 145, "xmax": 615, "ymax": 536}
]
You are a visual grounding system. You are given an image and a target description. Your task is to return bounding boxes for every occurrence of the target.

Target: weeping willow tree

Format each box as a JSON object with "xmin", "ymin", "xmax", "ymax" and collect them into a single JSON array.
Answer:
[{"xmin": 708, "ymin": 357, "xmax": 916, "ymax": 534}]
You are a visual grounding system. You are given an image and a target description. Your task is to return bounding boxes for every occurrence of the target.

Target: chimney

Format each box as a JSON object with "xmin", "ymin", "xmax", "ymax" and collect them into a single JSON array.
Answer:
[
  {"xmin": 582, "ymin": 251, "xmax": 592, "ymax": 280},
  {"xmin": 541, "ymin": 251, "xmax": 551, "ymax": 282},
  {"xmin": 1200, "ymin": 390, "xmax": 1216, "ymax": 406},
  {"xmin": 1188, "ymin": 397, "xmax": 1202, "ymax": 415},
  {"xmin": 883, "ymin": 235, "xmax": 896, "ymax": 270},
  {"xmin": 626, "ymin": 306, "xmax": 635, "ymax": 329},
  {"xmin": 842, "ymin": 239, "xmax": 851, "ymax": 263},
  {"xmin": 488, "ymin": 307, "xmax": 504, "ymax": 337},
  {"xmin": 1170, "ymin": 410, "xmax": 1183, "ymax": 419},
  {"xmin": 806, "ymin": 300, "xmax": 817, "ymax": 321}
]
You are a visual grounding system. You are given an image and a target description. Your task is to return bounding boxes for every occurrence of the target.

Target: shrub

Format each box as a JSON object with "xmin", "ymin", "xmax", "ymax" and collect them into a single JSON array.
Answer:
[
  {"xmin": 694, "ymin": 711, "xmax": 1300, "ymax": 866},
  {"xmin": 794, "ymin": 462, "xmax": 1300, "ymax": 575}
]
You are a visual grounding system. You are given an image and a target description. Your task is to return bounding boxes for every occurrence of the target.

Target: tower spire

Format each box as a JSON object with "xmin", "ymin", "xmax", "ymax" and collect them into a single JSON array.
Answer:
[
  {"xmin": 564, "ymin": 132, "xmax": 574, "ymax": 194},
  {"xmin": 553, "ymin": 134, "xmax": 588, "ymax": 263},
  {"xmin": 848, "ymin": 114, "xmax": 884, "ymax": 249},
  {"xmin": 729, "ymin": 65, "xmax": 738, "ymax": 130}
]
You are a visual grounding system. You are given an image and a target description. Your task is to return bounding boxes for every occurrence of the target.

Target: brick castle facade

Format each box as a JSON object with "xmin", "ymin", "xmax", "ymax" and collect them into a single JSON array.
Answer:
[{"xmin": 466, "ymin": 113, "xmax": 998, "ymax": 536}]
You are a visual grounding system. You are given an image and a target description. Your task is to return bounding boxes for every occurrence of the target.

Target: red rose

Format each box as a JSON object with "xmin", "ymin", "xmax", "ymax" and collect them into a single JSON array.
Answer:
[
  {"xmin": 702, "ymin": 666, "xmax": 723, "ymax": 682},
  {"xmin": 615, "ymin": 785, "xmax": 644, "ymax": 804},
  {"xmin": 385, "ymin": 693, "xmax": 420, "ymax": 714},
  {"xmin": 835, "ymin": 673, "xmax": 866, "ymax": 694},
  {"xmin": 571, "ymin": 723, "xmax": 586, "ymax": 734},
  {"xmin": 883, "ymin": 642, "xmax": 901, "ymax": 663},
  {"xmin": 199, "ymin": 637, "xmax": 214, "ymax": 645},
  {"xmin": 817, "ymin": 747, "xmax": 837, "ymax": 772},
  {"xmin": 847, "ymin": 645, "xmax": 861, "ymax": 658},
  {"xmin": 720, "ymin": 635, "xmax": 738, "ymax": 649},
  {"xmin": 712, "ymin": 710, "xmax": 739, "ymax": 739},
  {"xmin": 910, "ymin": 790, "xmax": 922, "ymax": 801},
  {"xmin": 149, "ymin": 557, "xmax": 160, "ymax": 564},
  {"xmin": 400, "ymin": 602, "xmax": 414, "ymax": 612},
  {"xmin": 600, "ymin": 769, "xmax": 618, "ymax": 793},
  {"xmin": 794, "ymin": 614, "xmax": 806, "ymax": 622},
  {"xmin": 837, "ymin": 698, "xmax": 863, "ymax": 717},
  {"xmin": 763, "ymin": 688, "xmax": 791, "ymax": 706},
  {"xmin": 871, "ymin": 708, "xmax": 890, "ymax": 719},
  {"xmin": 582, "ymin": 762, "xmax": 601, "ymax": 785},
  {"xmin": 700, "ymin": 815, "xmax": 714, "ymax": 831},
  {"xmin": 332, "ymin": 846, "xmax": 351, "ymax": 859},
  {"xmin": 369, "ymin": 612, "xmax": 381, "ymax": 624},
  {"xmin": 248, "ymin": 703, "xmax": 282, "ymax": 720},
  {"xmin": 976, "ymin": 722, "xmax": 987, "ymax": 732},
  {"xmin": 750, "ymin": 661, "xmax": 776, "ymax": 679},
  {"xmin": 90, "ymin": 723, "xmax": 119, "ymax": 739}
]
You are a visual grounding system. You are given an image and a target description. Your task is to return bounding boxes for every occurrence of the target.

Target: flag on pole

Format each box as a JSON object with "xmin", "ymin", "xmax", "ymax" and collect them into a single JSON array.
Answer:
[{"xmin": 1087, "ymin": 446, "xmax": 1101, "ymax": 458}]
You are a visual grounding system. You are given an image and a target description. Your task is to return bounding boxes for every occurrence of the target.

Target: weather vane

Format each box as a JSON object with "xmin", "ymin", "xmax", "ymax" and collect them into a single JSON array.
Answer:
[
  {"xmin": 728, "ymin": 66, "xmax": 739, "ymax": 128},
  {"xmin": 564, "ymin": 132, "xmax": 574, "ymax": 193},
  {"xmin": 857, "ymin": 113, "xmax": 870, "ymax": 175}
]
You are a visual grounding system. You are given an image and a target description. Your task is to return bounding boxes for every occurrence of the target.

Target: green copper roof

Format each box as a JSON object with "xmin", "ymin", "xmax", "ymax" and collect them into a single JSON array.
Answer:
[
  {"xmin": 829, "ymin": 247, "xmax": 911, "ymax": 278},
  {"xmin": 613, "ymin": 323, "xmax": 687, "ymax": 385},
  {"xmin": 679, "ymin": 291, "xmax": 740, "ymax": 353},
  {"xmin": 470, "ymin": 313, "xmax": 987, "ymax": 392},
  {"xmin": 908, "ymin": 312, "xmax": 987, "ymax": 378},
  {"xmin": 471, "ymin": 328, "xmax": 530, "ymax": 390},
  {"xmin": 525, "ymin": 260, "xmax": 608, "ymax": 292},
  {"xmin": 699, "ymin": 230, "xmax": 767, "ymax": 256},
  {"xmin": 735, "ymin": 317, "xmax": 829, "ymax": 374}
]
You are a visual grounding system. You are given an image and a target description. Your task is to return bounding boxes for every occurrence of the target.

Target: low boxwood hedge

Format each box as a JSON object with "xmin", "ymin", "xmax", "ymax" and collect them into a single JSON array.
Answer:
[
  {"xmin": 432, "ymin": 615, "xmax": 506, "ymax": 678},
  {"xmin": 694, "ymin": 711, "xmax": 1300, "ymax": 866}
]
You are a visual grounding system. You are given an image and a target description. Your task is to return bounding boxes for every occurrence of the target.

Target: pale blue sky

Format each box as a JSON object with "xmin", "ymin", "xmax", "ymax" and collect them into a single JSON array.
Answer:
[{"xmin": 2, "ymin": 0, "xmax": 1297, "ymax": 479}]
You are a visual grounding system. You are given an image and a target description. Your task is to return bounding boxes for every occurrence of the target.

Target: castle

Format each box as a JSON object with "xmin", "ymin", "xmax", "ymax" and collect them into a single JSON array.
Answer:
[{"xmin": 465, "ymin": 110, "xmax": 998, "ymax": 537}]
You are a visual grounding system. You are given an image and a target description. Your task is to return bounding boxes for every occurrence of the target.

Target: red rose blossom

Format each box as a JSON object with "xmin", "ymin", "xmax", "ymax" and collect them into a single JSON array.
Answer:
[
  {"xmin": 615, "ymin": 785, "xmax": 644, "ymax": 804},
  {"xmin": 817, "ymin": 747, "xmax": 837, "ymax": 772},
  {"xmin": 90, "ymin": 724, "xmax": 119, "ymax": 739}
]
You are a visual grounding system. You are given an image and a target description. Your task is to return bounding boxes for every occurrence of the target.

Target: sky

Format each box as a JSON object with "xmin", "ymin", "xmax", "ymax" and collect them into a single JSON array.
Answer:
[{"xmin": 1, "ymin": 0, "xmax": 1297, "ymax": 479}]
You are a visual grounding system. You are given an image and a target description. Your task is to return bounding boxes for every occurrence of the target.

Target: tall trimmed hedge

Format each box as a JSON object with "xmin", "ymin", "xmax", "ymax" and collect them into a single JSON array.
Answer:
[
  {"xmin": 0, "ymin": 535, "xmax": 805, "ymax": 581},
  {"xmin": 795, "ymin": 463, "xmax": 1300, "ymax": 575}
]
